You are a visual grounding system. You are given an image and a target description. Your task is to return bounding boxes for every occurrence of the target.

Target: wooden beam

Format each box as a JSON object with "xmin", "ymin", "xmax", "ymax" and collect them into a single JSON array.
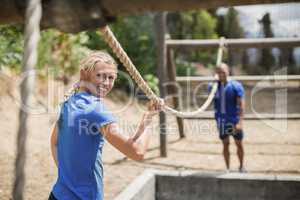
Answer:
[
  {"xmin": 154, "ymin": 13, "xmax": 168, "ymax": 157},
  {"xmin": 183, "ymin": 113, "xmax": 300, "ymax": 120},
  {"xmin": 176, "ymin": 75, "xmax": 300, "ymax": 82},
  {"xmin": 166, "ymin": 48, "xmax": 185, "ymax": 138},
  {"xmin": 167, "ymin": 38, "xmax": 300, "ymax": 50},
  {"xmin": 103, "ymin": 0, "xmax": 300, "ymax": 15},
  {"xmin": 1, "ymin": 0, "xmax": 300, "ymax": 33}
]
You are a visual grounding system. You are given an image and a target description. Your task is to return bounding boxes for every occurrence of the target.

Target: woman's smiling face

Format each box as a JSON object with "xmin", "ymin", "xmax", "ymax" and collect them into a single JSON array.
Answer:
[{"xmin": 86, "ymin": 62, "xmax": 117, "ymax": 98}]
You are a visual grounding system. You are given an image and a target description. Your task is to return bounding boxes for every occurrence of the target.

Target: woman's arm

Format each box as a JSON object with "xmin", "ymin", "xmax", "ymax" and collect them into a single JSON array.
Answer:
[
  {"xmin": 50, "ymin": 123, "xmax": 59, "ymax": 167},
  {"xmin": 100, "ymin": 100, "xmax": 163, "ymax": 161}
]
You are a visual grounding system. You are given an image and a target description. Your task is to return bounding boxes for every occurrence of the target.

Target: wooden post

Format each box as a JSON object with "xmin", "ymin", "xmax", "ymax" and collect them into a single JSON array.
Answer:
[
  {"xmin": 13, "ymin": 0, "xmax": 41, "ymax": 199},
  {"xmin": 154, "ymin": 12, "xmax": 167, "ymax": 157},
  {"xmin": 166, "ymin": 48, "xmax": 185, "ymax": 138}
]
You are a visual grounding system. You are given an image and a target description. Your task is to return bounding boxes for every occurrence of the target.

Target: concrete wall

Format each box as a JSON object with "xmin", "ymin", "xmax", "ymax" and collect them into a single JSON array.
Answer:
[
  {"xmin": 114, "ymin": 170, "xmax": 300, "ymax": 200},
  {"xmin": 114, "ymin": 170, "xmax": 155, "ymax": 200},
  {"xmin": 156, "ymin": 171, "xmax": 300, "ymax": 200}
]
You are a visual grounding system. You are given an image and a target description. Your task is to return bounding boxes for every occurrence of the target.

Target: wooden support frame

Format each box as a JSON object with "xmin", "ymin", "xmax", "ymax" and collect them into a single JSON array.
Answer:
[
  {"xmin": 175, "ymin": 75, "xmax": 300, "ymax": 120},
  {"xmin": 176, "ymin": 75, "xmax": 300, "ymax": 82},
  {"xmin": 2, "ymin": 0, "xmax": 300, "ymax": 31},
  {"xmin": 165, "ymin": 38, "xmax": 300, "ymax": 136},
  {"xmin": 154, "ymin": 13, "xmax": 168, "ymax": 157},
  {"xmin": 166, "ymin": 38, "xmax": 300, "ymax": 50},
  {"xmin": 166, "ymin": 48, "xmax": 185, "ymax": 138},
  {"xmin": 183, "ymin": 113, "xmax": 300, "ymax": 120}
]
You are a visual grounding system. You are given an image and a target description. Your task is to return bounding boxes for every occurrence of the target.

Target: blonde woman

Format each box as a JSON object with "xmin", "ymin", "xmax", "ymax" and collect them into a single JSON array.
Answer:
[{"xmin": 49, "ymin": 51, "xmax": 163, "ymax": 200}]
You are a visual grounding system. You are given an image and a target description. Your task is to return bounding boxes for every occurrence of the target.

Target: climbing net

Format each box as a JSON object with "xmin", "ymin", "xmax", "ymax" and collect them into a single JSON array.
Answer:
[{"xmin": 100, "ymin": 26, "xmax": 225, "ymax": 117}]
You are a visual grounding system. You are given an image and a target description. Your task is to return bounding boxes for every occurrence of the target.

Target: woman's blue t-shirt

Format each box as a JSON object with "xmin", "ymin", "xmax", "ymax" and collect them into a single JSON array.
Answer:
[{"xmin": 52, "ymin": 92, "xmax": 116, "ymax": 200}]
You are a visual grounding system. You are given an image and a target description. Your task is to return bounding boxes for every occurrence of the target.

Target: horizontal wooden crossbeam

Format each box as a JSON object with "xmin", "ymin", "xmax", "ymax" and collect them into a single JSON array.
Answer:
[
  {"xmin": 176, "ymin": 75, "xmax": 300, "ymax": 82},
  {"xmin": 167, "ymin": 38, "xmax": 300, "ymax": 50},
  {"xmin": 182, "ymin": 113, "xmax": 300, "ymax": 120}
]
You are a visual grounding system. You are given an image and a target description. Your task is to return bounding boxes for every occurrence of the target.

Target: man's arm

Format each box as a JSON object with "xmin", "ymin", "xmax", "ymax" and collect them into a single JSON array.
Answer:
[
  {"xmin": 236, "ymin": 97, "xmax": 245, "ymax": 131},
  {"xmin": 50, "ymin": 123, "xmax": 58, "ymax": 167}
]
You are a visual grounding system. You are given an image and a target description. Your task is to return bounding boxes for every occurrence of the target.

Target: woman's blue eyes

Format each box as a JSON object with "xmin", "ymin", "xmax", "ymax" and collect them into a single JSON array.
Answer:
[{"xmin": 96, "ymin": 74, "xmax": 115, "ymax": 80}]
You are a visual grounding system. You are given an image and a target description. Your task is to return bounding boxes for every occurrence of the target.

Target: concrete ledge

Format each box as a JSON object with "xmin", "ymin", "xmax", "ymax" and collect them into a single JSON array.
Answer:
[
  {"xmin": 114, "ymin": 170, "xmax": 300, "ymax": 200},
  {"xmin": 114, "ymin": 170, "xmax": 155, "ymax": 200}
]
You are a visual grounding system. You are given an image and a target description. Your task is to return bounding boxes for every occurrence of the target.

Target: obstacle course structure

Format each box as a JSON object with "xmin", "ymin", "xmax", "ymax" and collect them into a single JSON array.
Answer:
[
  {"xmin": 114, "ymin": 170, "xmax": 300, "ymax": 200},
  {"xmin": 2, "ymin": 0, "xmax": 300, "ymax": 199}
]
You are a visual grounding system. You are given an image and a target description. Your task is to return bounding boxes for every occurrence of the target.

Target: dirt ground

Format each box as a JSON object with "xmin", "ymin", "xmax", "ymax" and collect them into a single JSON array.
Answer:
[{"xmin": 0, "ymin": 82, "xmax": 300, "ymax": 200}]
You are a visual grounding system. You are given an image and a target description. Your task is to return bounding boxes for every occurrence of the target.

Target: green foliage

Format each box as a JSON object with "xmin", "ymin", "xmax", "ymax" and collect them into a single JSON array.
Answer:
[
  {"xmin": 89, "ymin": 15, "xmax": 156, "ymax": 75},
  {"xmin": 84, "ymin": 15, "xmax": 157, "ymax": 88},
  {"xmin": 37, "ymin": 30, "xmax": 90, "ymax": 80},
  {"xmin": 259, "ymin": 13, "xmax": 275, "ymax": 73},
  {"xmin": 167, "ymin": 11, "xmax": 219, "ymax": 68},
  {"xmin": 144, "ymin": 74, "xmax": 159, "ymax": 95},
  {"xmin": 175, "ymin": 60, "xmax": 197, "ymax": 76},
  {"xmin": 0, "ymin": 25, "xmax": 24, "ymax": 71},
  {"xmin": 220, "ymin": 7, "xmax": 245, "ymax": 72},
  {"xmin": 168, "ymin": 11, "xmax": 218, "ymax": 40},
  {"xmin": 223, "ymin": 7, "xmax": 244, "ymax": 38},
  {"xmin": 0, "ymin": 12, "xmax": 221, "ymax": 92},
  {"xmin": 0, "ymin": 25, "xmax": 91, "ymax": 82}
]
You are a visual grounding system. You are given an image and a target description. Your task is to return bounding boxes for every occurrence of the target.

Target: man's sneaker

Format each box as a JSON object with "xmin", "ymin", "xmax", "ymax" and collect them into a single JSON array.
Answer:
[{"xmin": 239, "ymin": 167, "xmax": 247, "ymax": 173}]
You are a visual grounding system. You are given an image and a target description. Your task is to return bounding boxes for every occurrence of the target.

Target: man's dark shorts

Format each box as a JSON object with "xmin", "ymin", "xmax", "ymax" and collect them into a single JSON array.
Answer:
[{"xmin": 217, "ymin": 121, "xmax": 244, "ymax": 140}]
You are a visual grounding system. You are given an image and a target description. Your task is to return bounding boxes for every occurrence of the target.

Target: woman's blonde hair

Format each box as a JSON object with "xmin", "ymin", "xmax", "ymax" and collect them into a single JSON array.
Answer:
[{"xmin": 64, "ymin": 51, "xmax": 117, "ymax": 100}]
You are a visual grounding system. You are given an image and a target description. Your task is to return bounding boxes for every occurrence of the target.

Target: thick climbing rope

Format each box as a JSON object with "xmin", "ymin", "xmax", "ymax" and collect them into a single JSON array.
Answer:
[
  {"xmin": 13, "ymin": 0, "xmax": 41, "ymax": 199},
  {"xmin": 100, "ymin": 26, "xmax": 225, "ymax": 117}
]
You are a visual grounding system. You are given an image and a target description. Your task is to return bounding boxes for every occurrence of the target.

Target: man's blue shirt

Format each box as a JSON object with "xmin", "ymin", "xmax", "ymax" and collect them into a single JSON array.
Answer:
[
  {"xmin": 209, "ymin": 80, "xmax": 245, "ymax": 124},
  {"xmin": 52, "ymin": 92, "xmax": 116, "ymax": 200}
]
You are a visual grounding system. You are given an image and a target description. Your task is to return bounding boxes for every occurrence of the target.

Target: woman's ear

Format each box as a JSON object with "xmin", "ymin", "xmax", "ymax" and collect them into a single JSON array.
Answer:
[{"xmin": 80, "ymin": 69, "xmax": 89, "ymax": 81}]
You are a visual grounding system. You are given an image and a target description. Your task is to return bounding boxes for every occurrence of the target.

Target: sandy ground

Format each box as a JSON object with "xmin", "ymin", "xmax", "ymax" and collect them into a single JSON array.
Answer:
[{"xmin": 0, "ymin": 84, "xmax": 300, "ymax": 200}]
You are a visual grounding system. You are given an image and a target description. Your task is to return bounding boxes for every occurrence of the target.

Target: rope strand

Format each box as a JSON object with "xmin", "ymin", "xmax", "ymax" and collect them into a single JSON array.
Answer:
[{"xmin": 100, "ymin": 26, "xmax": 225, "ymax": 117}]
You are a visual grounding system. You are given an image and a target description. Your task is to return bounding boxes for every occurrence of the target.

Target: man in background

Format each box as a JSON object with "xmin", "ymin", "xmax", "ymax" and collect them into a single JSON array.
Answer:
[{"xmin": 210, "ymin": 63, "xmax": 246, "ymax": 172}]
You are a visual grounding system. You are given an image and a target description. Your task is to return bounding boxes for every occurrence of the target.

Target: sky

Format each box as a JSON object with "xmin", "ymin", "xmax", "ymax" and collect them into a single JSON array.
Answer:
[
  {"xmin": 218, "ymin": 3, "xmax": 300, "ymax": 64},
  {"xmin": 218, "ymin": 3, "xmax": 300, "ymax": 37}
]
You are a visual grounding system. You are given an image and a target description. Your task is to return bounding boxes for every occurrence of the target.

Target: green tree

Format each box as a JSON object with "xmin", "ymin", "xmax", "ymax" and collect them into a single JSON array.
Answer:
[
  {"xmin": 0, "ymin": 16, "xmax": 158, "ymax": 91},
  {"xmin": 259, "ymin": 13, "xmax": 276, "ymax": 74},
  {"xmin": 85, "ymin": 15, "xmax": 157, "ymax": 90},
  {"xmin": 38, "ymin": 30, "xmax": 90, "ymax": 83},
  {"xmin": 0, "ymin": 25, "xmax": 92, "ymax": 83},
  {"xmin": 0, "ymin": 25, "xmax": 23, "ymax": 72},
  {"xmin": 167, "ymin": 10, "xmax": 219, "ymax": 74},
  {"xmin": 222, "ymin": 7, "xmax": 245, "ymax": 74}
]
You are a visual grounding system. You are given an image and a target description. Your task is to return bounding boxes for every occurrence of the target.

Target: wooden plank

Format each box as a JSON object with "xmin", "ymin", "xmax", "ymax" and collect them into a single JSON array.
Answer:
[
  {"xmin": 176, "ymin": 75, "xmax": 300, "ymax": 82},
  {"xmin": 2, "ymin": 0, "xmax": 300, "ymax": 33},
  {"xmin": 183, "ymin": 113, "xmax": 300, "ymax": 120},
  {"xmin": 154, "ymin": 13, "xmax": 168, "ymax": 157},
  {"xmin": 167, "ymin": 38, "xmax": 300, "ymax": 50},
  {"xmin": 166, "ymin": 48, "xmax": 185, "ymax": 138},
  {"xmin": 104, "ymin": 0, "xmax": 300, "ymax": 15}
]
